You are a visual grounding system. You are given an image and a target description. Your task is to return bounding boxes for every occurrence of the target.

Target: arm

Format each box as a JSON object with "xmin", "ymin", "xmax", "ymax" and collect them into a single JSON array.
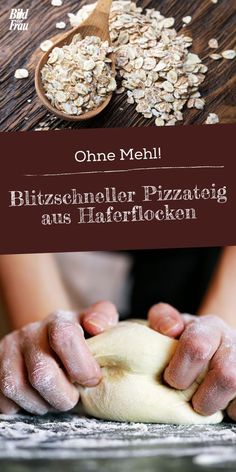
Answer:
[
  {"xmin": 0, "ymin": 254, "xmax": 71, "ymax": 329},
  {"xmin": 198, "ymin": 246, "xmax": 236, "ymax": 327}
]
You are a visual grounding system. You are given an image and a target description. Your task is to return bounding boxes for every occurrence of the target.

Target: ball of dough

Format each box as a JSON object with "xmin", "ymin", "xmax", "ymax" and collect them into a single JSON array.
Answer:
[{"xmin": 80, "ymin": 322, "xmax": 223, "ymax": 424}]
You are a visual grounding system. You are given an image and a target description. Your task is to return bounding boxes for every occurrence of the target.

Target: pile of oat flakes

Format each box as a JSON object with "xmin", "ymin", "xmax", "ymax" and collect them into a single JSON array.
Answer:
[
  {"xmin": 69, "ymin": 1, "xmax": 208, "ymax": 126},
  {"xmin": 41, "ymin": 35, "xmax": 116, "ymax": 116}
]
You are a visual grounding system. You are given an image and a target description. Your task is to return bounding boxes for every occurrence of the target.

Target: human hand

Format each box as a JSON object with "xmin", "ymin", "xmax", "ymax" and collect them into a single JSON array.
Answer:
[
  {"xmin": 0, "ymin": 301, "xmax": 118, "ymax": 415},
  {"xmin": 148, "ymin": 303, "xmax": 236, "ymax": 420}
]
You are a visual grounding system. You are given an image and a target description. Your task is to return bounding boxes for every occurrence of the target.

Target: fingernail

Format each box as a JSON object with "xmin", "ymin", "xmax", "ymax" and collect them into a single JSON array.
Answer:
[
  {"xmin": 85, "ymin": 313, "xmax": 109, "ymax": 333},
  {"xmin": 86, "ymin": 319, "xmax": 106, "ymax": 333},
  {"xmin": 82, "ymin": 376, "xmax": 101, "ymax": 387},
  {"xmin": 158, "ymin": 317, "xmax": 180, "ymax": 336}
]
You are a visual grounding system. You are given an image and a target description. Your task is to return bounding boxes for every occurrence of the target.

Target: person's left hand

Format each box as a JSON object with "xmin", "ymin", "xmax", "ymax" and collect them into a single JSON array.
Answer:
[{"xmin": 148, "ymin": 303, "xmax": 236, "ymax": 421}]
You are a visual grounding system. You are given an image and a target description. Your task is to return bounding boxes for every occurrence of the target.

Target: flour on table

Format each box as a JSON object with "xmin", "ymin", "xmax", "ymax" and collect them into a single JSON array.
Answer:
[{"xmin": 0, "ymin": 413, "xmax": 235, "ymax": 461}]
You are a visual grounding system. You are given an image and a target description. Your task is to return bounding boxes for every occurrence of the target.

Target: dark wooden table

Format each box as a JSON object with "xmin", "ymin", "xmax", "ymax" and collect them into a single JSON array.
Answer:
[
  {"xmin": 0, "ymin": 0, "xmax": 235, "ymax": 131},
  {"xmin": 1, "ymin": 413, "xmax": 236, "ymax": 472}
]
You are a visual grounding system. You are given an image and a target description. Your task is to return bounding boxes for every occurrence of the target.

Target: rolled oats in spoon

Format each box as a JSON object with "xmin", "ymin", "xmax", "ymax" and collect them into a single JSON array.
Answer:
[{"xmin": 41, "ymin": 35, "xmax": 116, "ymax": 116}]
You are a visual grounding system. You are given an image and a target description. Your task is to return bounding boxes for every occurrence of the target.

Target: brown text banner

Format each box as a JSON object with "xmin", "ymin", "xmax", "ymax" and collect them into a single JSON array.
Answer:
[{"xmin": 0, "ymin": 124, "xmax": 235, "ymax": 254}]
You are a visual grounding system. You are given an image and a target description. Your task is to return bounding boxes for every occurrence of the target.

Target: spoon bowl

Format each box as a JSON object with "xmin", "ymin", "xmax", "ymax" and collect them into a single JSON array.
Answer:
[{"xmin": 35, "ymin": 0, "xmax": 115, "ymax": 121}]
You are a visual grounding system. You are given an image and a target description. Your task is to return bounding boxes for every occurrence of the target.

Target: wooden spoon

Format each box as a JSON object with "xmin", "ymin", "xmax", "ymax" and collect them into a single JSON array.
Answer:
[{"xmin": 35, "ymin": 0, "xmax": 115, "ymax": 121}]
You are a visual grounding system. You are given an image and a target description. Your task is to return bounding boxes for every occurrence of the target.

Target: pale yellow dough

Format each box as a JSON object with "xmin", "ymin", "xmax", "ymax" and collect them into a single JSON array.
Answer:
[{"xmin": 80, "ymin": 322, "xmax": 223, "ymax": 424}]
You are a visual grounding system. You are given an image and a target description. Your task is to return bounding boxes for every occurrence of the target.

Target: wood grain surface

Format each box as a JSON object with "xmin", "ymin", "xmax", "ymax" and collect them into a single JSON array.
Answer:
[{"xmin": 0, "ymin": 0, "xmax": 235, "ymax": 131}]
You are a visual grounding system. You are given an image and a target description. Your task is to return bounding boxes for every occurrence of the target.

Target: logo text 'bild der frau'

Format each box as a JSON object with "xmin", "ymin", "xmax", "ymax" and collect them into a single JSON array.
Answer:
[{"xmin": 9, "ymin": 9, "xmax": 29, "ymax": 31}]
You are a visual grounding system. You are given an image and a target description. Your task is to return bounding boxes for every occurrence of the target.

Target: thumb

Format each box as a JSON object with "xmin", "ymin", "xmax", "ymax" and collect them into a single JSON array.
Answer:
[
  {"xmin": 148, "ymin": 303, "xmax": 185, "ymax": 338},
  {"xmin": 80, "ymin": 301, "xmax": 119, "ymax": 336}
]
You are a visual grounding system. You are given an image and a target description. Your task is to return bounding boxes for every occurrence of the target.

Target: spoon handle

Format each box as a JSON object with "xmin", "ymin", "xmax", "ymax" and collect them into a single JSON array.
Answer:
[
  {"xmin": 94, "ymin": 0, "xmax": 113, "ymax": 16},
  {"xmin": 82, "ymin": 0, "xmax": 113, "ymax": 41}
]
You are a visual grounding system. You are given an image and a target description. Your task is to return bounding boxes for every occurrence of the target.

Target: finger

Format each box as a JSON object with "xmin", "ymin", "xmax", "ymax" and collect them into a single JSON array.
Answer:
[
  {"xmin": 227, "ymin": 398, "xmax": 236, "ymax": 421},
  {"xmin": 0, "ymin": 391, "xmax": 19, "ymax": 415},
  {"xmin": 148, "ymin": 303, "xmax": 185, "ymax": 338},
  {"xmin": 81, "ymin": 301, "xmax": 118, "ymax": 335},
  {"xmin": 22, "ymin": 323, "xmax": 79, "ymax": 412},
  {"xmin": 164, "ymin": 318, "xmax": 222, "ymax": 389},
  {"xmin": 0, "ymin": 334, "xmax": 50, "ymax": 415},
  {"xmin": 192, "ymin": 338, "xmax": 236, "ymax": 416},
  {"xmin": 48, "ymin": 313, "xmax": 101, "ymax": 386}
]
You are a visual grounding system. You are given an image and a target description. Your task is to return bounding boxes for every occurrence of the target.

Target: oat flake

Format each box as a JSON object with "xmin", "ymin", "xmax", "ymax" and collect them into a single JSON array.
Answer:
[
  {"xmin": 40, "ymin": 40, "xmax": 54, "ymax": 52},
  {"xmin": 221, "ymin": 50, "xmax": 236, "ymax": 60},
  {"xmin": 51, "ymin": 0, "xmax": 63, "ymax": 6},
  {"xmin": 209, "ymin": 53, "xmax": 222, "ymax": 60},
  {"xmin": 56, "ymin": 22, "xmax": 66, "ymax": 29},
  {"xmin": 205, "ymin": 112, "xmax": 219, "ymax": 124},
  {"xmin": 14, "ymin": 68, "xmax": 29, "ymax": 79},
  {"xmin": 183, "ymin": 16, "xmax": 192, "ymax": 25},
  {"xmin": 208, "ymin": 38, "xmax": 219, "ymax": 49}
]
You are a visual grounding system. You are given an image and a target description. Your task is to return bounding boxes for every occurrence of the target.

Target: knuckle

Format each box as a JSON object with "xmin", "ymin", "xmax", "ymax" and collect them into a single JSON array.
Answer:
[
  {"xmin": 200, "ymin": 315, "xmax": 226, "ymax": 330},
  {"xmin": 0, "ymin": 375, "xmax": 21, "ymax": 400},
  {"xmin": 49, "ymin": 310, "xmax": 75, "ymax": 325},
  {"xmin": 49, "ymin": 321, "xmax": 77, "ymax": 349},
  {"xmin": 29, "ymin": 363, "xmax": 54, "ymax": 391},
  {"xmin": 202, "ymin": 314, "xmax": 218, "ymax": 323},
  {"xmin": 0, "ymin": 332, "xmax": 19, "ymax": 355},
  {"xmin": 21, "ymin": 322, "xmax": 40, "ymax": 344},
  {"xmin": 182, "ymin": 336, "xmax": 211, "ymax": 362},
  {"xmin": 21, "ymin": 322, "xmax": 40, "ymax": 335},
  {"xmin": 215, "ymin": 366, "xmax": 236, "ymax": 391}
]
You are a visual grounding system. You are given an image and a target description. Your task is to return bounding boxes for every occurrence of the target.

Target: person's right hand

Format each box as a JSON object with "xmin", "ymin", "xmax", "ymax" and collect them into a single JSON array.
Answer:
[{"xmin": 0, "ymin": 301, "xmax": 118, "ymax": 415}]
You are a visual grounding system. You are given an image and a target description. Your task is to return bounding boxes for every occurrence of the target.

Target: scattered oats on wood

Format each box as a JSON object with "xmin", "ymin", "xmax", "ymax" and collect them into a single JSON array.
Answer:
[
  {"xmin": 208, "ymin": 38, "xmax": 218, "ymax": 49},
  {"xmin": 69, "ymin": 1, "xmax": 207, "ymax": 126},
  {"xmin": 155, "ymin": 118, "xmax": 165, "ymax": 127},
  {"xmin": 211, "ymin": 0, "xmax": 218, "ymax": 3},
  {"xmin": 187, "ymin": 97, "xmax": 205, "ymax": 109},
  {"xmin": 56, "ymin": 21, "xmax": 66, "ymax": 29},
  {"xmin": 209, "ymin": 53, "xmax": 222, "ymax": 60},
  {"xmin": 183, "ymin": 16, "xmax": 192, "ymax": 25},
  {"xmin": 34, "ymin": 116, "xmax": 57, "ymax": 131},
  {"xmin": 51, "ymin": 0, "xmax": 63, "ymax": 6},
  {"xmin": 35, "ymin": 126, "xmax": 50, "ymax": 131},
  {"xmin": 205, "ymin": 112, "xmax": 219, "ymax": 124},
  {"xmin": 221, "ymin": 50, "xmax": 236, "ymax": 60},
  {"xmin": 41, "ymin": 34, "xmax": 116, "ymax": 116},
  {"xmin": 40, "ymin": 40, "xmax": 54, "ymax": 52},
  {"xmin": 14, "ymin": 68, "xmax": 29, "ymax": 79}
]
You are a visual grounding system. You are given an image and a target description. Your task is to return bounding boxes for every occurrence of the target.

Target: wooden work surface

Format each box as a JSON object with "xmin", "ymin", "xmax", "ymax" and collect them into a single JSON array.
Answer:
[
  {"xmin": 0, "ymin": 0, "xmax": 235, "ymax": 132},
  {"xmin": 0, "ymin": 413, "xmax": 236, "ymax": 472}
]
